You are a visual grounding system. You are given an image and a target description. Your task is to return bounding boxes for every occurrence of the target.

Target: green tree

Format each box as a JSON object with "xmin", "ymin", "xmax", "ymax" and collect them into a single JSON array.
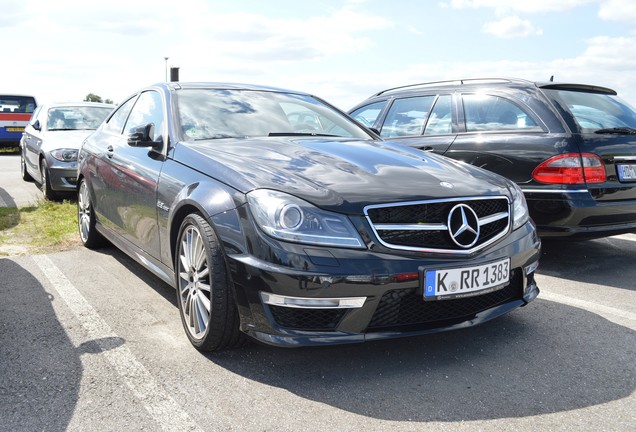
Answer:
[
  {"xmin": 84, "ymin": 93, "xmax": 103, "ymax": 103},
  {"xmin": 104, "ymin": 98, "xmax": 114, "ymax": 104}
]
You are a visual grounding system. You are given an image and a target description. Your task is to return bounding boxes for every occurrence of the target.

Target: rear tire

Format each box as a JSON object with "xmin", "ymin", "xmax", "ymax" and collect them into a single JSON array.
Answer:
[
  {"xmin": 175, "ymin": 213, "xmax": 244, "ymax": 352},
  {"xmin": 77, "ymin": 179, "xmax": 105, "ymax": 249}
]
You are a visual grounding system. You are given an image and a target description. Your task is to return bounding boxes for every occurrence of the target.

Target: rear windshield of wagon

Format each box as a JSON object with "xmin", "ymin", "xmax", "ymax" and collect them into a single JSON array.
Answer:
[{"xmin": 543, "ymin": 88, "xmax": 636, "ymax": 132}]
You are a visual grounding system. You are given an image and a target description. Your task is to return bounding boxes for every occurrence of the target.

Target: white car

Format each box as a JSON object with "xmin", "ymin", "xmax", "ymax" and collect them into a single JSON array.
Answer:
[{"xmin": 20, "ymin": 102, "xmax": 113, "ymax": 199}]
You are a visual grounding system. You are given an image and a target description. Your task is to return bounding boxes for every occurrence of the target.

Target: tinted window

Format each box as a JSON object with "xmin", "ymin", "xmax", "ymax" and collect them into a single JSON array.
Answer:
[
  {"xmin": 462, "ymin": 94, "xmax": 538, "ymax": 132},
  {"xmin": 125, "ymin": 91, "xmax": 165, "ymax": 142},
  {"xmin": 104, "ymin": 96, "xmax": 136, "ymax": 135},
  {"xmin": 424, "ymin": 95, "xmax": 453, "ymax": 135},
  {"xmin": 545, "ymin": 89, "xmax": 636, "ymax": 131},
  {"xmin": 0, "ymin": 95, "xmax": 36, "ymax": 113},
  {"xmin": 380, "ymin": 96, "xmax": 436, "ymax": 138},
  {"xmin": 350, "ymin": 101, "xmax": 386, "ymax": 128}
]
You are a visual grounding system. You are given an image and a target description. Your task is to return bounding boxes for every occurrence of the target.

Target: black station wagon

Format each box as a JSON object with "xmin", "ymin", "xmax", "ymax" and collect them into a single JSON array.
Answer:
[
  {"xmin": 77, "ymin": 82, "xmax": 540, "ymax": 351},
  {"xmin": 350, "ymin": 78, "xmax": 636, "ymax": 239}
]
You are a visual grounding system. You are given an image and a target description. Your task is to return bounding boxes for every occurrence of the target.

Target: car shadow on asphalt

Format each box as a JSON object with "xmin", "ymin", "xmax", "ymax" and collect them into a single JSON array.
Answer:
[
  {"xmin": 539, "ymin": 236, "xmax": 636, "ymax": 291},
  {"xmin": 0, "ymin": 258, "xmax": 81, "ymax": 430},
  {"xmin": 88, "ymin": 245, "xmax": 635, "ymax": 424},
  {"xmin": 0, "ymin": 186, "xmax": 17, "ymax": 208},
  {"xmin": 206, "ymin": 298, "xmax": 635, "ymax": 423}
]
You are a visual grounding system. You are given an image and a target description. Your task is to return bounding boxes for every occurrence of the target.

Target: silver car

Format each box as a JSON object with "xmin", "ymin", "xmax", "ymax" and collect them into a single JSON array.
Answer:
[{"xmin": 20, "ymin": 102, "xmax": 113, "ymax": 200}]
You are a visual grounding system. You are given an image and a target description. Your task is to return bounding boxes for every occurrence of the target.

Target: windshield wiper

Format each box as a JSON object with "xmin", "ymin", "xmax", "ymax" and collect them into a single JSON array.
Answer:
[
  {"xmin": 268, "ymin": 132, "xmax": 340, "ymax": 137},
  {"xmin": 193, "ymin": 133, "xmax": 239, "ymax": 140},
  {"xmin": 594, "ymin": 127, "xmax": 636, "ymax": 135}
]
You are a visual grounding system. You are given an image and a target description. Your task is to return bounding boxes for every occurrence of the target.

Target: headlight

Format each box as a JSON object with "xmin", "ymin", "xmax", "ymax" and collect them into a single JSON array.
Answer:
[
  {"xmin": 247, "ymin": 189, "xmax": 364, "ymax": 248},
  {"xmin": 510, "ymin": 182, "xmax": 529, "ymax": 230},
  {"xmin": 50, "ymin": 149, "xmax": 78, "ymax": 162}
]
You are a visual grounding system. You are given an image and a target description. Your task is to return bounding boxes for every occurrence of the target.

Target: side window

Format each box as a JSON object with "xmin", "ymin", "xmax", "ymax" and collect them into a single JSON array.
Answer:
[
  {"xmin": 125, "ymin": 91, "xmax": 165, "ymax": 142},
  {"xmin": 424, "ymin": 95, "xmax": 453, "ymax": 135},
  {"xmin": 350, "ymin": 101, "xmax": 386, "ymax": 128},
  {"xmin": 104, "ymin": 96, "xmax": 137, "ymax": 135},
  {"xmin": 462, "ymin": 94, "xmax": 539, "ymax": 132},
  {"xmin": 380, "ymin": 96, "xmax": 436, "ymax": 138},
  {"xmin": 29, "ymin": 107, "xmax": 43, "ymax": 126}
]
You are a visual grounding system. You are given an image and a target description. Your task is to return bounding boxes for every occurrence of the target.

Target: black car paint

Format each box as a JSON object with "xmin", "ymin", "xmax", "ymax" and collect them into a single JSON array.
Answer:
[
  {"xmin": 79, "ymin": 82, "xmax": 540, "ymax": 348},
  {"xmin": 350, "ymin": 78, "xmax": 636, "ymax": 239}
]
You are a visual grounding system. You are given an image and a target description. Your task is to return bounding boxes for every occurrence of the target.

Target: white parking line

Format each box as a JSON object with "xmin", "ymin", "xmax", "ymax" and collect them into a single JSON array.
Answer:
[
  {"xmin": 611, "ymin": 233, "xmax": 636, "ymax": 242},
  {"xmin": 539, "ymin": 288, "xmax": 636, "ymax": 331},
  {"xmin": 35, "ymin": 255, "xmax": 204, "ymax": 432}
]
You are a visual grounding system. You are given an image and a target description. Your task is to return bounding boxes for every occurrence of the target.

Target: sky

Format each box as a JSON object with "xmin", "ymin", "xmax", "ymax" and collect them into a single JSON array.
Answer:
[{"xmin": 3, "ymin": 0, "xmax": 636, "ymax": 110}]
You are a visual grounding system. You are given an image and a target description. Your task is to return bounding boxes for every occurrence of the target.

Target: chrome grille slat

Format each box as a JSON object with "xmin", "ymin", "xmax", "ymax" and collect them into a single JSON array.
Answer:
[{"xmin": 364, "ymin": 196, "xmax": 511, "ymax": 254}]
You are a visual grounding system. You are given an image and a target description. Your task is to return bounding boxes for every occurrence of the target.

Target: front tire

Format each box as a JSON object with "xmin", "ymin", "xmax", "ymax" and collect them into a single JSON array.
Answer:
[
  {"xmin": 40, "ymin": 159, "xmax": 58, "ymax": 201},
  {"xmin": 77, "ymin": 179, "xmax": 105, "ymax": 249},
  {"xmin": 175, "ymin": 213, "xmax": 243, "ymax": 352},
  {"xmin": 20, "ymin": 152, "xmax": 33, "ymax": 182}
]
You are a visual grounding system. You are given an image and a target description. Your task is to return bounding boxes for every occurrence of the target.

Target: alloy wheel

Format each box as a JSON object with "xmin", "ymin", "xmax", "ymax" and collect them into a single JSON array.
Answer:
[
  {"xmin": 177, "ymin": 225, "xmax": 212, "ymax": 340},
  {"xmin": 78, "ymin": 181, "xmax": 92, "ymax": 244}
]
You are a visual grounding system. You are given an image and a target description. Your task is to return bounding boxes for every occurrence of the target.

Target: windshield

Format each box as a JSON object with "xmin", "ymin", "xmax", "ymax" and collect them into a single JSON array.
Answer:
[
  {"xmin": 176, "ymin": 88, "xmax": 373, "ymax": 141},
  {"xmin": 545, "ymin": 89, "xmax": 636, "ymax": 132},
  {"xmin": 47, "ymin": 106, "xmax": 113, "ymax": 131}
]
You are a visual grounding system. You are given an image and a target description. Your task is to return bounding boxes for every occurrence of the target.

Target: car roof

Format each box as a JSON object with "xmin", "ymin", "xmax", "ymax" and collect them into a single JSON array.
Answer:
[
  {"xmin": 371, "ymin": 77, "xmax": 617, "ymax": 98},
  {"xmin": 160, "ymin": 81, "xmax": 310, "ymax": 95}
]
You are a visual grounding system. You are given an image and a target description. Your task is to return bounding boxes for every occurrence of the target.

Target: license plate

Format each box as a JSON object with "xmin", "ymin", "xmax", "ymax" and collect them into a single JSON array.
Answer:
[
  {"xmin": 424, "ymin": 257, "xmax": 510, "ymax": 300},
  {"xmin": 617, "ymin": 163, "xmax": 636, "ymax": 181},
  {"xmin": 6, "ymin": 127, "xmax": 24, "ymax": 132}
]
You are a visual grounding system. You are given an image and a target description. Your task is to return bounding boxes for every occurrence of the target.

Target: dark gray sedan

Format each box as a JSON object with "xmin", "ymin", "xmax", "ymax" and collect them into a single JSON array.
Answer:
[{"xmin": 77, "ymin": 82, "xmax": 540, "ymax": 351}]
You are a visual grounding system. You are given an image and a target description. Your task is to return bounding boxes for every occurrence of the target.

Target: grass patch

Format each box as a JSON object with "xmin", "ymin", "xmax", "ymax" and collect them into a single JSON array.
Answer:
[{"xmin": 0, "ymin": 198, "xmax": 81, "ymax": 255}]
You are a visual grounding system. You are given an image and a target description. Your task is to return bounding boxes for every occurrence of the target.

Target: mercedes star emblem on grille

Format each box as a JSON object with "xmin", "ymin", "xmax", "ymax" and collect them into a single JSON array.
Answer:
[{"xmin": 448, "ymin": 204, "xmax": 480, "ymax": 248}]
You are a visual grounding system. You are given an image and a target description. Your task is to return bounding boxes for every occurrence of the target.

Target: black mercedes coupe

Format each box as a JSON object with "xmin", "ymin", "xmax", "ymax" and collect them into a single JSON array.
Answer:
[{"xmin": 77, "ymin": 82, "xmax": 540, "ymax": 351}]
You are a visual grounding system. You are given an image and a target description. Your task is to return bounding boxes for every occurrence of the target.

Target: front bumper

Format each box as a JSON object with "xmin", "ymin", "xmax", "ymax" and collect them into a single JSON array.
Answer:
[
  {"xmin": 46, "ymin": 158, "xmax": 78, "ymax": 192},
  {"xmin": 227, "ymin": 221, "xmax": 541, "ymax": 347}
]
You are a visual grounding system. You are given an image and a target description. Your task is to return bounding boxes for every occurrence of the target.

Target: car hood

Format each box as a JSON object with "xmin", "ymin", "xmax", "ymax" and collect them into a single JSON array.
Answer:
[
  {"xmin": 173, "ymin": 137, "xmax": 512, "ymax": 213},
  {"xmin": 41, "ymin": 130, "xmax": 95, "ymax": 151}
]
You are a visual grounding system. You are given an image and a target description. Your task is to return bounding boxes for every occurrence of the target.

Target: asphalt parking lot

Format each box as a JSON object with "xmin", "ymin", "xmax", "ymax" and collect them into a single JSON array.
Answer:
[{"xmin": 0, "ymin": 154, "xmax": 634, "ymax": 431}]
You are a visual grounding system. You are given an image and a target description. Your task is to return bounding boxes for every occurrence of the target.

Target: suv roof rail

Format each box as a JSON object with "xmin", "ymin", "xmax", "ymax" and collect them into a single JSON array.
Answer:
[{"xmin": 373, "ymin": 77, "xmax": 529, "ymax": 96}]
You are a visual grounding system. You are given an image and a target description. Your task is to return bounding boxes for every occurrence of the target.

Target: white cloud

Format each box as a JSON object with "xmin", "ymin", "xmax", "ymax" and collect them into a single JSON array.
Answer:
[
  {"xmin": 325, "ymin": 34, "xmax": 636, "ymax": 109},
  {"xmin": 445, "ymin": 0, "xmax": 595, "ymax": 15},
  {"xmin": 599, "ymin": 0, "xmax": 636, "ymax": 23},
  {"xmin": 482, "ymin": 16, "xmax": 543, "ymax": 38}
]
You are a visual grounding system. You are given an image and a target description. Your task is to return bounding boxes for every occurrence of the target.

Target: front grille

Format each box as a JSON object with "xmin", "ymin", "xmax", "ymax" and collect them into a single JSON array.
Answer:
[
  {"xmin": 269, "ymin": 306, "xmax": 346, "ymax": 330},
  {"xmin": 367, "ymin": 271, "xmax": 521, "ymax": 331},
  {"xmin": 365, "ymin": 197, "xmax": 510, "ymax": 252}
]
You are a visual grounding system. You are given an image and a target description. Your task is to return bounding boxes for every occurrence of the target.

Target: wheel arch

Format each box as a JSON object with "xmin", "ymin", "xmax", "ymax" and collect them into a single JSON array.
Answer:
[
  {"xmin": 165, "ymin": 180, "xmax": 247, "ymax": 269},
  {"xmin": 169, "ymin": 203, "xmax": 202, "ymax": 266}
]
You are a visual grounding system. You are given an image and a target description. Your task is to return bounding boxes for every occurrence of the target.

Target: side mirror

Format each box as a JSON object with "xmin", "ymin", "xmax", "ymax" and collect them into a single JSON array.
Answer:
[
  {"xmin": 33, "ymin": 120, "xmax": 41, "ymax": 131},
  {"xmin": 127, "ymin": 123, "xmax": 157, "ymax": 148}
]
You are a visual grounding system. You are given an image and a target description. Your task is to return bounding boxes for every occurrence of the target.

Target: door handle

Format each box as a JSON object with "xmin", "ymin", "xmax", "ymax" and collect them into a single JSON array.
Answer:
[
  {"xmin": 106, "ymin": 145, "xmax": 114, "ymax": 158},
  {"xmin": 420, "ymin": 146, "xmax": 434, "ymax": 151}
]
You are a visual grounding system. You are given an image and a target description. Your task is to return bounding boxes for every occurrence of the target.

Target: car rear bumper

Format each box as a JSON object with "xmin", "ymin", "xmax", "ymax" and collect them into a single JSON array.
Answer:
[
  {"xmin": 524, "ymin": 189, "xmax": 636, "ymax": 239},
  {"xmin": 226, "ymin": 221, "xmax": 541, "ymax": 347}
]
